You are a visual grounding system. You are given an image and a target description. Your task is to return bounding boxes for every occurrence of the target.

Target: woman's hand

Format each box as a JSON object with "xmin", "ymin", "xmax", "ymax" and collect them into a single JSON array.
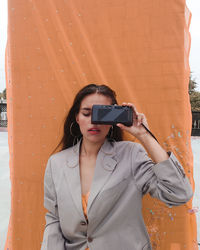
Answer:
[
  {"xmin": 116, "ymin": 103, "xmax": 149, "ymax": 139},
  {"xmin": 117, "ymin": 102, "xmax": 169, "ymax": 162}
]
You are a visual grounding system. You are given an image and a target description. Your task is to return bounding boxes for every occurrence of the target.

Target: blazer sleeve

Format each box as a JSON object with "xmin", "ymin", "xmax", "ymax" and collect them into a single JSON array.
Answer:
[
  {"xmin": 41, "ymin": 157, "xmax": 66, "ymax": 250},
  {"xmin": 132, "ymin": 144, "xmax": 193, "ymax": 207}
]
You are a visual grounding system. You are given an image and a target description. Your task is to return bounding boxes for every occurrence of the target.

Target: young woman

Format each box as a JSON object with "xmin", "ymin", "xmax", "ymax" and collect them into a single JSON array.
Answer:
[{"xmin": 41, "ymin": 84, "xmax": 193, "ymax": 250}]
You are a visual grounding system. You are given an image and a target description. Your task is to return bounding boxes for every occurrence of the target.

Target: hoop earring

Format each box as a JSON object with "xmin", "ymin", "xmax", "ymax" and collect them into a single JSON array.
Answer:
[
  {"xmin": 72, "ymin": 136, "xmax": 82, "ymax": 147},
  {"xmin": 70, "ymin": 122, "xmax": 77, "ymax": 137}
]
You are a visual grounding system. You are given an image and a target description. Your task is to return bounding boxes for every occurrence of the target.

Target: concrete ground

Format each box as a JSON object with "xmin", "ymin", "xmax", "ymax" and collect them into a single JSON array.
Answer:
[
  {"xmin": 0, "ymin": 132, "xmax": 199, "ymax": 249},
  {"xmin": 0, "ymin": 132, "xmax": 10, "ymax": 250},
  {"xmin": 191, "ymin": 137, "xmax": 200, "ymax": 248}
]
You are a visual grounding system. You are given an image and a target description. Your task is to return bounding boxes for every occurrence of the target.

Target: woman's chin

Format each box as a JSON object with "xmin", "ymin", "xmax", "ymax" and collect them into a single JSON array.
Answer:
[{"xmin": 84, "ymin": 135, "xmax": 106, "ymax": 144}]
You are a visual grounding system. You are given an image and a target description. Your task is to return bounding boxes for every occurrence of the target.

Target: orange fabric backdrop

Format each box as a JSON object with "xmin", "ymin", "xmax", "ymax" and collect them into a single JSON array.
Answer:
[{"xmin": 5, "ymin": 0, "xmax": 197, "ymax": 249}]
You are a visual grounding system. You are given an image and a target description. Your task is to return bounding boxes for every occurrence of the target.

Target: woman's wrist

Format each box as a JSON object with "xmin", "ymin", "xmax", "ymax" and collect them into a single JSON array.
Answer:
[
  {"xmin": 137, "ymin": 132, "xmax": 169, "ymax": 162},
  {"xmin": 133, "ymin": 130, "xmax": 150, "ymax": 142}
]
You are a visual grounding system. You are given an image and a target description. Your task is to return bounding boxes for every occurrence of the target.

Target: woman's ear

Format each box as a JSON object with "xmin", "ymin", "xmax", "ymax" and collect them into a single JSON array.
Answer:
[{"xmin": 75, "ymin": 114, "xmax": 79, "ymax": 124}]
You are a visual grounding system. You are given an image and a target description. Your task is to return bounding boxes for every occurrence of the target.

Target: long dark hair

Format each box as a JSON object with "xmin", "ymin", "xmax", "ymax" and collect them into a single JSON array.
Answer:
[{"xmin": 53, "ymin": 84, "xmax": 123, "ymax": 153}]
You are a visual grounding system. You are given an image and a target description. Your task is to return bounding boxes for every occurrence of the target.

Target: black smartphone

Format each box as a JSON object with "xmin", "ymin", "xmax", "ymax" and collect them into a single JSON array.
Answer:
[{"xmin": 91, "ymin": 105, "xmax": 133, "ymax": 126}]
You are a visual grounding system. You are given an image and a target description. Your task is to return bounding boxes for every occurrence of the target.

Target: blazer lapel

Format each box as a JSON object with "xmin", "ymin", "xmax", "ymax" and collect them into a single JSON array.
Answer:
[
  {"xmin": 87, "ymin": 140, "xmax": 118, "ymax": 213},
  {"xmin": 63, "ymin": 140, "xmax": 85, "ymax": 220},
  {"xmin": 63, "ymin": 139, "xmax": 118, "ymax": 218}
]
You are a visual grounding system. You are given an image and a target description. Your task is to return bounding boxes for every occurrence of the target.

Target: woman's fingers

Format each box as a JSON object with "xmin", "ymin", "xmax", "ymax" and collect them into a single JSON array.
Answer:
[
  {"xmin": 122, "ymin": 102, "xmax": 138, "ymax": 114},
  {"xmin": 138, "ymin": 113, "xmax": 149, "ymax": 128},
  {"xmin": 116, "ymin": 123, "xmax": 126, "ymax": 130},
  {"xmin": 122, "ymin": 102, "xmax": 138, "ymax": 122},
  {"xmin": 118, "ymin": 102, "xmax": 149, "ymax": 137},
  {"xmin": 122, "ymin": 102, "xmax": 140, "ymax": 121},
  {"xmin": 137, "ymin": 113, "xmax": 144, "ymax": 125},
  {"xmin": 120, "ymin": 102, "xmax": 148, "ymax": 128}
]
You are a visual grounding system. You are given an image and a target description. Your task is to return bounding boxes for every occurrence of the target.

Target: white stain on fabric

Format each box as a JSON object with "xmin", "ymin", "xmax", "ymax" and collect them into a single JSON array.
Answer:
[{"xmin": 178, "ymin": 131, "xmax": 182, "ymax": 138}]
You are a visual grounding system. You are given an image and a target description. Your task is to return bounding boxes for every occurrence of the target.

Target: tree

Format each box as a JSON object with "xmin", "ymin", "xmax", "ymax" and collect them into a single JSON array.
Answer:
[
  {"xmin": 2, "ymin": 88, "xmax": 6, "ymax": 100},
  {"xmin": 189, "ymin": 75, "xmax": 200, "ymax": 111}
]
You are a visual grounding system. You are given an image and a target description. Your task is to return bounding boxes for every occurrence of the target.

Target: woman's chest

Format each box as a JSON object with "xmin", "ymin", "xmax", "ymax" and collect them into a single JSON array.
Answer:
[
  {"xmin": 79, "ymin": 156, "xmax": 96, "ymax": 195},
  {"xmin": 53, "ymin": 159, "xmax": 140, "ymax": 212}
]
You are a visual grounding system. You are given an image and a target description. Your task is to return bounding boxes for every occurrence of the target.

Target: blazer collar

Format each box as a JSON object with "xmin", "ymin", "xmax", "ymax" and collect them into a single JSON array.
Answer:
[
  {"xmin": 66, "ymin": 139, "xmax": 117, "ymax": 170},
  {"xmin": 64, "ymin": 139, "xmax": 118, "ymax": 217},
  {"xmin": 66, "ymin": 140, "xmax": 80, "ymax": 168}
]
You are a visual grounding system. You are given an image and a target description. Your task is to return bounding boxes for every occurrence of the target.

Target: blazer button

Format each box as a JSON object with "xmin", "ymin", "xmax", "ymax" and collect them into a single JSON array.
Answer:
[
  {"xmin": 80, "ymin": 221, "xmax": 87, "ymax": 226},
  {"xmin": 88, "ymin": 236, "xmax": 93, "ymax": 242}
]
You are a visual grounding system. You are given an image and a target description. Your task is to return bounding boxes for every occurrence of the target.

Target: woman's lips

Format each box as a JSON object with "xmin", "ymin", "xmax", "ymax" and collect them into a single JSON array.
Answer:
[{"xmin": 88, "ymin": 128, "xmax": 100, "ymax": 135}]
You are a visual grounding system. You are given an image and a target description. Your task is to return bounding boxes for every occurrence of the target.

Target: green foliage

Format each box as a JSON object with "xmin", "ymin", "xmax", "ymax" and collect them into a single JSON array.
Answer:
[
  {"xmin": 0, "ymin": 88, "xmax": 6, "ymax": 100},
  {"xmin": 2, "ymin": 88, "xmax": 6, "ymax": 99},
  {"xmin": 189, "ymin": 75, "xmax": 200, "ymax": 111},
  {"xmin": 189, "ymin": 77, "xmax": 197, "ymax": 94},
  {"xmin": 190, "ymin": 92, "xmax": 200, "ymax": 111}
]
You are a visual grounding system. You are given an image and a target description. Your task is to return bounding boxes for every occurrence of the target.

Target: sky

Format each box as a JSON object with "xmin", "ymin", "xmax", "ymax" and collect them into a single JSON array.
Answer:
[
  {"xmin": 0, "ymin": 0, "xmax": 200, "ymax": 92},
  {"xmin": 187, "ymin": 0, "xmax": 200, "ymax": 90}
]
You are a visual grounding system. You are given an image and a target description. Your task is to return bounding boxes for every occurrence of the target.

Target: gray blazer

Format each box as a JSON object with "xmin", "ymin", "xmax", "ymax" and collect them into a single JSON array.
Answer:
[{"xmin": 41, "ymin": 139, "xmax": 193, "ymax": 250}]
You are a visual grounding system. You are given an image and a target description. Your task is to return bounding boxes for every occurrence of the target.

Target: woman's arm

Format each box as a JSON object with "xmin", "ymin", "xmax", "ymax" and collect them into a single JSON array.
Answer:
[
  {"xmin": 41, "ymin": 157, "xmax": 66, "ymax": 250},
  {"xmin": 136, "ymin": 132, "xmax": 169, "ymax": 163},
  {"xmin": 117, "ymin": 102, "xmax": 193, "ymax": 205},
  {"xmin": 132, "ymin": 143, "xmax": 193, "ymax": 206},
  {"xmin": 117, "ymin": 102, "xmax": 169, "ymax": 162}
]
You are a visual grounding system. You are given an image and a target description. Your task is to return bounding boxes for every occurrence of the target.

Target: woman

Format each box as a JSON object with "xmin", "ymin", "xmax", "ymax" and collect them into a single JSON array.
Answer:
[{"xmin": 41, "ymin": 84, "xmax": 193, "ymax": 250}]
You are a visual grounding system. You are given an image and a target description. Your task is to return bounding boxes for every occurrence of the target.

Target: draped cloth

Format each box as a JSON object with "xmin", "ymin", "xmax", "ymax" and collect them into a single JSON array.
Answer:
[{"xmin": 5, "ymin": 0, "xmax": 197, "ymax": 249}]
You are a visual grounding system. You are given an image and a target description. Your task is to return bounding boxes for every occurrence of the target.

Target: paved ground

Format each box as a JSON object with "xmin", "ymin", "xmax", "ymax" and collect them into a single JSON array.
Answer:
[
  {"xmin": 0, "ymin": 132, "xmax": 199, "ymax": 249},
  {"xmin": 0, "ymin": 132, "xmax": 10, "ymax": 250},
  {"xmin": 191, "ymin": 136, "xmax": 200, "ymax": 248}
]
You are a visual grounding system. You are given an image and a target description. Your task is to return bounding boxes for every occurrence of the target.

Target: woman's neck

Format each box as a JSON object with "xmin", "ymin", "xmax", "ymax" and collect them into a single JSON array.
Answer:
[{"xmin": 80, "ymin": 139, "xmax": 105, "ymax": 157}]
